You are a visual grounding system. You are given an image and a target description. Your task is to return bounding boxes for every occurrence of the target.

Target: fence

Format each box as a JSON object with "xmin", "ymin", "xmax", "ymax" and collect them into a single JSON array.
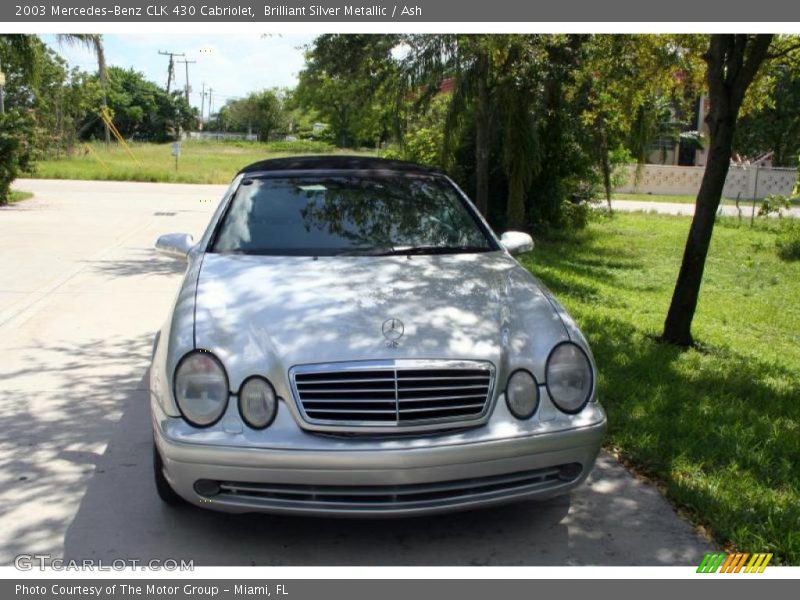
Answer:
[
  {"xmin": 184, "ymin": 131, "xmax": 258, "ymax": 142},
  {"xmin": 615, "ymin": 164, "xmax": 798, "ymax": 200}
]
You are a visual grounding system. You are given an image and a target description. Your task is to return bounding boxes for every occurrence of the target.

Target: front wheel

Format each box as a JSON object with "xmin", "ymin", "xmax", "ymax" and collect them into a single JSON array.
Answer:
[{"xmin": 153, "ymin": 439, "xmax": 185, "ymax": 506}]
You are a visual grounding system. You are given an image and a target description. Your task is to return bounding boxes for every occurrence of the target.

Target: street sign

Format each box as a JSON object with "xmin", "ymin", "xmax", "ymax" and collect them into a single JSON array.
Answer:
[
  {"xmin": 171, "ymin": 142, "xmax": 181, "ymax": 172},
  {"xmin": 0, "ymin": 72, "xmax": 6, "ymax": 86}
]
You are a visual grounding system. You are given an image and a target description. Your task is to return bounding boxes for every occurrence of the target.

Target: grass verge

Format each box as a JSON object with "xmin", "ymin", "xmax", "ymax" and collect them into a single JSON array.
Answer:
[
  {"xmin": 33, "ymin": 140, "xmax": 378, "ymax": 185},
  {"xmin": 610, "ymin": 192, "xmax": 758, "ymax": 206},
  {"xmin": 520, "ymin": 213, "xmax": 800, "ymax": 563},
  {"xmin": 3, "ymin": 191, "xmax": 34, "ymax": 205}
]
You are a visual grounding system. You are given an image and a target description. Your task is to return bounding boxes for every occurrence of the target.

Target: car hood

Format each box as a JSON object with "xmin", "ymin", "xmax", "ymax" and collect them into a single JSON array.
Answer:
[{"xmin": 191, "ymin": 251, "xmax": 569, "ymax": 387}]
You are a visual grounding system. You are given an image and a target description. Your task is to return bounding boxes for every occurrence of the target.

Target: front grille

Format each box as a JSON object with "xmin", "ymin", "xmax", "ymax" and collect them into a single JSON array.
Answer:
[
  {"xmin": 195, "ymin": 464, "xmax": 581, "ymax": 513},
  {"xmin": 290, "ymin": 360, "xmax": 495, "ymax": 431}
]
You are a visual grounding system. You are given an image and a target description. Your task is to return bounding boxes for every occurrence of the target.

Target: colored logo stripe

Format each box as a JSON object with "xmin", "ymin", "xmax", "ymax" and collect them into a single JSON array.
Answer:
[{"xmin": 697, "ymin": 552, "xmax": 772, "ymax": 573}]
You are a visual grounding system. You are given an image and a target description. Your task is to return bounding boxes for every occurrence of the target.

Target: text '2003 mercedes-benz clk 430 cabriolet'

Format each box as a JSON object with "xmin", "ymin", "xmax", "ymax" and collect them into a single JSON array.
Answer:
[{"xmin": 150, "ymin": 156, "xmax": 606, "ymax": 516}]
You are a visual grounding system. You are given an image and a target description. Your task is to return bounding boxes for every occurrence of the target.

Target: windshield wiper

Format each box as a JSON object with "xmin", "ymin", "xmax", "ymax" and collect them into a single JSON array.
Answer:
[
  {"xmin": 374, "ymin": 245, "xmax": 490, "ymax": 256},
  {"xmin": 329, "ymin": 246, "xmax": 396, "ymax": 256}
]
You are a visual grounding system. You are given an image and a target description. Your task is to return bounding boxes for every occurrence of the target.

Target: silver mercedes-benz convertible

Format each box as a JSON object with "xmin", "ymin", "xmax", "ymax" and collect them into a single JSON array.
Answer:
[{"xmin": 150, "ymin": 156, "xmax": 606, "ymax": 516}]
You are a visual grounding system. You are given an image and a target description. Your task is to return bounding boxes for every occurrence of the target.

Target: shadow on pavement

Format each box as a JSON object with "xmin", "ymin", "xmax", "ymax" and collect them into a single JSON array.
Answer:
[{"xmin": 58, "ymin": 368, "xmax": 709, "ymax": 566}]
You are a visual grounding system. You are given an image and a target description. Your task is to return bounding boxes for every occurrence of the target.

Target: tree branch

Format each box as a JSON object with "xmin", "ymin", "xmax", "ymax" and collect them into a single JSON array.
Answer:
[{"xmin": 765, "ymin": 41, "xmax": 800, "ymax": 60}]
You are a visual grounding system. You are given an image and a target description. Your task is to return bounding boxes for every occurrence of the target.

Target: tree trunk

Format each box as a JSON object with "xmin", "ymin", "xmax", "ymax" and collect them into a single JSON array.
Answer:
[
  {"xmin": 474, "ymin": 53, "xmax": 490, "ymax": 217},
  {"xmin": 506, "ymin": 173, "xmax": 526, "ymax": 230},
  {"xmin": 598, "ymin": 120, "xmax": 612, "ymax": 211},
  {"xmin": 661, "ymin": 34, "xmax": 773, "ymax": 347},
  {"xmin": 661, "ymin": 117, "xmax": 735, "ymax": 346},
  {"xmin": 96, "ymin": 40, "xmax": 111, "ymax": 147}
]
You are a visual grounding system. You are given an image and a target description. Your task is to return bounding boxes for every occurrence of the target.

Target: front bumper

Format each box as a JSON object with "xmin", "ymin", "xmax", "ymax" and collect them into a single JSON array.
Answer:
[{"xmin": 153, "ymin": 397, "xmax": 606, "ymax": 517}]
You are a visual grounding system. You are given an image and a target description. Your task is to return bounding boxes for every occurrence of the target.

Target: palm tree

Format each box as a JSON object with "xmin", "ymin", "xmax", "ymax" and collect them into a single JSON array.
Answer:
[
  {"xmin": 401, "ymin": 35, "xmax": 541, "ymax": 226},
  {"xmin": 56, "ymin": 34, "xmax": 110, "ymax": 145}
]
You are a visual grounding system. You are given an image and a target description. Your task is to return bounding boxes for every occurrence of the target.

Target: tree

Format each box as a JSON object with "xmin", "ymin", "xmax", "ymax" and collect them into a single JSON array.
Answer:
[
  {"xmin": 81, "ymin": 66, "xmax": 195, "ymax": 142},
  {"xmin": 0, "ymin": 110, "xmax": 36, "ymax": 204},
  {"xmin": 578, "ymin": 35, "xmax": 705, "ymax": 208},
  {"xmin": 400, "ymin": 35, "xmax": 495, "ymax": 216},
  {"xmin": 661, "ymin": 35, "xmax": 776, "ymax": 347},
  {"xmin": 57, "ymin": 34, "xmax": 110, "ymax": 145},
  {"xmin": 734, "ymin": 61, "xmax": 800, "ymax": 166},
  {"xmin": 400, "ymin": 35, "xmax": 550, "ymax": 224},
  {"xmin": 224, "ymin": 90, "xmax": 287, "ymax": 141},
  {"xmin": 294, "ymin": 35, "xmax": 400, "ymax": 148}
]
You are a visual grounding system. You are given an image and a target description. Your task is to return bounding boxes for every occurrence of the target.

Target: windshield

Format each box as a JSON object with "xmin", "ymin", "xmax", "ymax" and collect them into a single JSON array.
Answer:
[{"xmin": 210, "ymin": 174, "xmax": 496, "ymax": 256}]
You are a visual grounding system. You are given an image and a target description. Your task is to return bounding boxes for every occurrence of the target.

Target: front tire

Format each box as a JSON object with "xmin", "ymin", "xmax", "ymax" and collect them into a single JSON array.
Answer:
[{"xmin": 153, "ymin": 439, "xmax": 185, "ymax": 506}]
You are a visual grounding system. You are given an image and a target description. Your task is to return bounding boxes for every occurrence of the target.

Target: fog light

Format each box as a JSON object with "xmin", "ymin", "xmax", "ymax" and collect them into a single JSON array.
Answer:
[
  {"xmin": 238, "ymin": 376, "xmax": 278, "ymax": 429},
  {"xmin": 505, "ymin": 370, "xmax": 539, "ymax": 419},
  {"xmin": 194, "ymin": 480, "xmax": 220, "ymax": 496},
  {"xmin": 558, "ymin": 463, "xmax": 583, "ymax": 481}
]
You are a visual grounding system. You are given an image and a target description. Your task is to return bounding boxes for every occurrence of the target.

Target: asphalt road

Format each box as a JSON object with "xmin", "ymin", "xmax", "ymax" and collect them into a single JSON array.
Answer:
[{"xmin": 0, "ymin": 179, "xmax": 712, "ymax": 566}]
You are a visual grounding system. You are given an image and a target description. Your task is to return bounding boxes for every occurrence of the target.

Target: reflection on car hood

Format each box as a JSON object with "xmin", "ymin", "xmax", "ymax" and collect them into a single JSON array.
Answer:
[{"xmin": 191, "ymin": 251, "xmax": 569, "ymax": 381}]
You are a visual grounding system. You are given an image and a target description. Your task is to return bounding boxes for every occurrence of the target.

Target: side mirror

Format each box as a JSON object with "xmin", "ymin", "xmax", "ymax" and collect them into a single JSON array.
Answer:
[
  {"xmin": 155, "ymin": 233, "xmax": 194, "ymax": 259},
  {"xmin": 500, "ymin": 231, "xmax": 534, "ymax": 256}
]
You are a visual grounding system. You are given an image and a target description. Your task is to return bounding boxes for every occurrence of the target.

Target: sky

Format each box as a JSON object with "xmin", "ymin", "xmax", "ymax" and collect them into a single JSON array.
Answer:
[{"xmin": 43, "ymin": 34, "xmax": 315, "ymax": 113}]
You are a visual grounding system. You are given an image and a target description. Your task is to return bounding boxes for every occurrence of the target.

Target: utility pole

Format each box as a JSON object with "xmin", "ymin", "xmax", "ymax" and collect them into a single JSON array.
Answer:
[
  {"xmin": 199, "ymin": 82, "xmax": 205, "ymax": 130},
  {"xmin": 176, "ymin": 58, "xmax": 196, "ymax": 104},
  {"xmin": 207, "ymin": 87, "xmax": 214, "ymax": 121},
  {"xmin": 158, "ymin": 50, "xmax": 185, "ymax": 94}
]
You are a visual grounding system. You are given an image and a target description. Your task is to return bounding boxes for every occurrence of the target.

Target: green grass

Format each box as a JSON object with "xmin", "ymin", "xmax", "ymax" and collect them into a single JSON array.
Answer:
[
  {"xmin": 611, "ymin": 192, "xmax": 755, "ymax": 206},
  {"xmin": 520, "ymin": 213, "xmax": 800, "ymax": 564},
  {"xmin": 2, "ymin": 190, "xmax": 34, "ymax": 205},
  {"xmin": 34, "ymin": 140, "xmax": 378, "ymax": 184},
  {"xmin": 611, "ymin": 192, "xmax": 700, "ymax": 204}
]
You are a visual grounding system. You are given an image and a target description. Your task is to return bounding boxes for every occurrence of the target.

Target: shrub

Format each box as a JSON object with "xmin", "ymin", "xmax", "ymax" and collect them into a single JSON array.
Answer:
[
  {"xmin": 382, "ymin": 126, "xmax": 445, "ymax": 170},
  {"xmin": 0, "ymin": 110, "xmax": 37, "ymax": 205},
  {"xmin": 758, "ymin": 194, "xmax": 791, "ymax": 217},
  {"xmin": 262, "ymin": 139, "xmax": 334, "ymax": 154},
  {"xmin": 775, "ymin": 221, "xmax": 800, "ymax": 260}
]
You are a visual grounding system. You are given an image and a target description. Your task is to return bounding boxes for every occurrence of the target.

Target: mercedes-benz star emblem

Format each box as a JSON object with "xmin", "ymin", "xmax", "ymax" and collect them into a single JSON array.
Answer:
[{"xmin": 381, "ymin": 318, "xmax": 404, "ymax": 347}]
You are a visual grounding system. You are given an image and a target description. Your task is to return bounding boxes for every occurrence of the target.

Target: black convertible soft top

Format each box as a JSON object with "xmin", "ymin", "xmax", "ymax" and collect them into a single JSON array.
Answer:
[{"xmin": 237, "ymin": 155, "xmax": 441, "ymax": 176}]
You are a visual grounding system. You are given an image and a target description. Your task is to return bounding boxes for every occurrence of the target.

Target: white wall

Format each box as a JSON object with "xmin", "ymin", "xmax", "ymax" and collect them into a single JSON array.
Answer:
[{"xmin": 615, "ymin": 164, "xmax": 797, "ymax": 199}]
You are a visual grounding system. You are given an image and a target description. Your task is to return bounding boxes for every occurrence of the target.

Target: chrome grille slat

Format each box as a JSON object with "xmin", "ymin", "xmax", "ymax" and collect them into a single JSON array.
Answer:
[
  {"xmin": 291, "ymin": 360, "xmax": 495, "ymax": 431},
  {"xmin": 217, "ymin": 468, "xmax": 563, "ymax": 498},
  {"xmin": 396, "ymin": 384, "xmax": 489, "ymax": 392},
  {"xmin": 399, "ymin": 404, "xmax": 485, "ymax": 414},
  {"xmin": 396, "ymin": 394, "xmax": 488, "ymax": 403},
  {"xmin": 306, "ymin": 408, "xmax": 398, "ymax": 414},
  {"xmin": 300, "ymin": 387, "xmax": 394, "ymax": 395},
  {"xmin": 296, "ymin": 378, "xmax": 397, "ymax": 384},
  {"xmin": 303, "ymin": 398, "xmax": 396, "ymax": 407}
]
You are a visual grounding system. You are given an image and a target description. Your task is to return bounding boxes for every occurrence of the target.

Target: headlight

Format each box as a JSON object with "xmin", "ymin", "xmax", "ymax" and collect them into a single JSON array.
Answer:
[
  {"xmin": 546, "ymin": 342, "xmax": 594, "ymax": 414},
  {"xmin": 238, "ymin": 376, "xmax": 278, "ymax": 429},
  {"xmin": 174, "ymin": 351, "xmax": 229, "ymax": 427},
  {"xmin": 506, "ymin": 370, "xmax": 539, "ymax": 419}
]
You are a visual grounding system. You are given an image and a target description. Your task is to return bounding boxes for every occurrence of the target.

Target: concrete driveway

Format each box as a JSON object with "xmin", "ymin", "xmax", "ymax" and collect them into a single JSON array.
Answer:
[{"xmin": 0, "ymin": 179, "xmax": 711, "ymax": 566}]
